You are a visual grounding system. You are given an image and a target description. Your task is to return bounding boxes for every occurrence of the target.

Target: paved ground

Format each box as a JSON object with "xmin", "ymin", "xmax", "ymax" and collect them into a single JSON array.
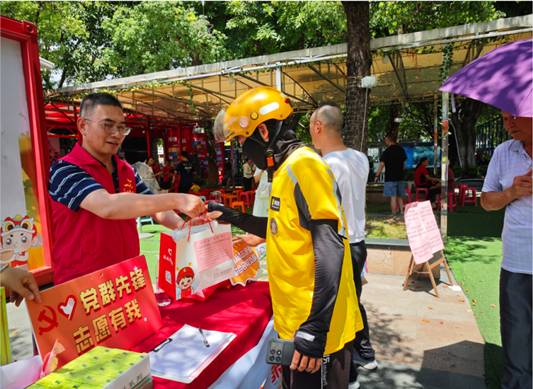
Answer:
[
  {"xmin": 356, "ymin": 269, "xmax": 486, "ymax": 388},
  {"xmin": 7, "ymin": 261, "xmax": 486, "ymax": 388},
  {"xmin": 6, "ymin": 299, "xmax": 34, "ymax": 362}
]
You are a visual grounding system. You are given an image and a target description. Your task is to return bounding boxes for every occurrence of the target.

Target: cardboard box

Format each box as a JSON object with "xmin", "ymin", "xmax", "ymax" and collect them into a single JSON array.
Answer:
[{"xmin": 28, "ymin": 347, "xmax": 152, "ymax": 389}]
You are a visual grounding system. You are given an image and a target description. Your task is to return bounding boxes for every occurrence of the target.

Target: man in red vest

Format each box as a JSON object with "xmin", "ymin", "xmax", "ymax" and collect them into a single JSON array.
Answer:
[{"xmin": 48, "ymin": 93, "xmax": 206, "ymax": 285}]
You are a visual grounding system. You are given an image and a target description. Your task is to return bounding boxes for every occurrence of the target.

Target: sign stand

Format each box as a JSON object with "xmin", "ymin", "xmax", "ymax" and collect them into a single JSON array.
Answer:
[
  {"xmin": 403, "ymin": 250, "xmax": 453, "ymax": 298},
  {"xmin": 403, "ymin": 201, "xmax": 456, "ymax": 298}
]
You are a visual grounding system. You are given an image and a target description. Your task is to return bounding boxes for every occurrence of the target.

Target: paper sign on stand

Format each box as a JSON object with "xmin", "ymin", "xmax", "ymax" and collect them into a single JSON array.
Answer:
[
  {"xmin": 403, "ymin": 201, "xmax": 454, "ymax": 298},
  {"xmin": 26, "ymin": 256, "xmax": 163, "ymax": 369},
  {"xmin": 159, "ymin": 223, "xmax": 235, "ymax": 300},
  {"xmin": 404, "ymin": 201, "xmax": 444, "ymax": 264}
]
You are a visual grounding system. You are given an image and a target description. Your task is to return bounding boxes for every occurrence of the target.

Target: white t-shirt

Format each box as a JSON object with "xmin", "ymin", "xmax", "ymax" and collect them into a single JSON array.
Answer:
[
  {"xmin": 324, "ymin": 149, "xmax": 369, "ymax": 243},
  {"xmin": 254, "ymin": 169, "xmax": 271, "ymax": 196},
  {"xmin": 243, "ymin": 163, "xmax": 255, "ymax": 178},
  {"xmin": 253, "ymin": 169, "xmax": 271, "ymax": 217}
]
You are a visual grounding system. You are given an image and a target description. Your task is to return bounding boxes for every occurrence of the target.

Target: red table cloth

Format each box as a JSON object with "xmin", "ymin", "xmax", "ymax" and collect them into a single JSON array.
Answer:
[{"xmin": 130, "ymin": 281, "xmax": 272, "ymax": 389}]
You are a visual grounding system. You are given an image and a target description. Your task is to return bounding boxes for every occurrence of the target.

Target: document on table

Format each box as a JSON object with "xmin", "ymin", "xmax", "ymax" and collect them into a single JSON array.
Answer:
[{"xmin": 149, "ymin": 324, "xmax": 236, "ymax": 383}]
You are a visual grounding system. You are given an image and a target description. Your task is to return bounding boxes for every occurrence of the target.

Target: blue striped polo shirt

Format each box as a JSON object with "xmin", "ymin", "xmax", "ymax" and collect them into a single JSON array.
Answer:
[{"xmin": 49, "ymin": 158, "xmax": 153, "ymax": 212}]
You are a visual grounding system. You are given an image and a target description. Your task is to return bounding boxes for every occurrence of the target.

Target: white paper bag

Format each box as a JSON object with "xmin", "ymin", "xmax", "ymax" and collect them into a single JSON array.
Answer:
[{"xmin": 159, "ymin": 222, "xmax": 235, "ymax": 300}]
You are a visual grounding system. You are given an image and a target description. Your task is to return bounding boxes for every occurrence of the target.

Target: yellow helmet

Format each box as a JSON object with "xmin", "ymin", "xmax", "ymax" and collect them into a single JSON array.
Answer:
[{"xmin": 214, "ymin": 86, "xmax": 293, "ymax": 143}]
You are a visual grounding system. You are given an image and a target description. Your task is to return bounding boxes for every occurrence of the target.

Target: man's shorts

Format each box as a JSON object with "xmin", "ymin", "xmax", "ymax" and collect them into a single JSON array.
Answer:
[{"xmin": 383, "ymin": 181, "xmax": 405, "ymax": 197}]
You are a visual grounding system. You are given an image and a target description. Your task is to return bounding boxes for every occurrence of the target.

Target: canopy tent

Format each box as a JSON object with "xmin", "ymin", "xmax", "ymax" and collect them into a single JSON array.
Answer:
[
  {"xmin": 45, "ymin": 15, "xmax": 532, "ymax": 240},
  {"xmin": 46, "ymin": 15, "xmax": 532, "ymax": 122}
]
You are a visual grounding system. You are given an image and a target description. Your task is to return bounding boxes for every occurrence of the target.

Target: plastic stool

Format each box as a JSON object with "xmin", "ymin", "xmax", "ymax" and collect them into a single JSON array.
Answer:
[
  {"xmin": 232, "ymin": 190, "xmax": 243, "ymax": 198},
  {"xmin": 397, "ymin": 189, "xmax": 412, "ymax": 211},
  {"xmin": 415, "ymin": 188, "xmax": 428, "ymax": 201},
  {"xmin": 220, "ymin": 194, "xmax": 230, "ymax": 206},
  {"xmin": 231, "ymin": 201, "xmax": 246, "ymax": 213},
  {"xmin": 405, "ymin": 189, "xmax": 412, "ymax": 204},
  {"xmin": 136, "ymin": 215, "xmax": 153, "ymax": 233},
  {"xmin": 461, "ymin": 187, "xmax": 478, "ymax": 206},
  {"xmin": 239, "ymin": 191, "xmax": 254, "ymax": 208},
  {"xmin": 437, "ymin": 193, "xmax": 456, "ymax": 212},
  {"xmin": 209, "ymin": 193, "xmax": 221, "ymax": 202},
  {"xmin": 224, "ymin": 195, "xmax": 237, "ymax": 207},
  {"xmin": 199, "ymin": 196, "xmax": 206, "ymax": 202},
  {"xmin": 455, "ymin": 184, "xmax": 468, "ymax": 205}
]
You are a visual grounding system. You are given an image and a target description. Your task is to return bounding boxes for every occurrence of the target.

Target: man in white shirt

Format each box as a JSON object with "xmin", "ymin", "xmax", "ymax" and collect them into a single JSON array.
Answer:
[
  {"xmin": 242, "ymin": 157, "xmax": 255, "ymax": 191},
  {"xmin": 310, "ymin": 103, "xmax": 376, "ymax": 388},
  {"xmin": 481, "ymin": 111, "xmax": 532, "ymax": 389}
]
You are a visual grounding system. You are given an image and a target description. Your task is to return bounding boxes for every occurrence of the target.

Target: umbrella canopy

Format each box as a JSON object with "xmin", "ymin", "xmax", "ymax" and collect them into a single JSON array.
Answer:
[{"xmin": 439, "ymin": 39, "xmax": 532, "ymax": 118}]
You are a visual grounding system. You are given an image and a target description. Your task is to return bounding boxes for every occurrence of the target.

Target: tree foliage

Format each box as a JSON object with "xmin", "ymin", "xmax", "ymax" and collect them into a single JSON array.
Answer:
[
  {"xmin": 1, "ymin": 1, "xmax": 137, "ymax": 88},
  {"xmin": 101, "ymin": 2, "xmax": 228, "ymax": 77},
  {"xmin": 224, "ymin": 1, "xmax": 346, "ymax": 57},
  {"xmin": 370, "ymin": 1, "xmax": 504, "ymax": 37},
  {"xmin": 2, "ymin": 1, "xmax": 89, "ymax": 88}
]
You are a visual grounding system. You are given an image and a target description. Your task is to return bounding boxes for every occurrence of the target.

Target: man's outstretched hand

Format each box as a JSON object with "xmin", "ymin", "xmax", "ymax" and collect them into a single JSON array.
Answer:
[
  {"xmin": 232, "ymin": 234, "xmax": 266, "ymax": 247},
  {"xmin": 175, "ymin": 194, "xmax": 206, "ymax": 219}
]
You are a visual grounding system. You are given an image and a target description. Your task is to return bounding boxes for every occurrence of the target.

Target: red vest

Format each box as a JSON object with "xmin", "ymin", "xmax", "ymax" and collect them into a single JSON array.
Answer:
[{"xmin": 50, "ymin": 143, "xmax": 140, "ymax": 284}]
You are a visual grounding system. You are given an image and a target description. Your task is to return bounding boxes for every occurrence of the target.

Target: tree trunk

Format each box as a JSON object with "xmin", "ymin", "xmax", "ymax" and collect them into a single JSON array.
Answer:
[
  {"xmin": 204, "ymin": 121, "xmax": 219, "ymax": 188},
  {"xmin": 191, "ymin": 54, "xmax": 202, "ymax": 66},
  {"xmin": 342, "ymin": 2, "xmax": 371, "ymax": 154},
  {"xmin": 450, "ymin": 98, "xmax": 483, "ymax": 171},
  {"xmin": 253, "ymin": 40, "xmax": 265, "ymax": 55},
  {"xmin": 58, "ymin": 69, "xmax": 68, "ymax": 89},
  {"xmin": 386, "ymin": 103, "xmax": 402, "ymax": 141},
  {"xmin": 289, "ymin": 112, "xmax": 302, "ymax": 132},
  {"xmin": 448, "ymin": 130, "xmax": 459, "ymax": 167}
]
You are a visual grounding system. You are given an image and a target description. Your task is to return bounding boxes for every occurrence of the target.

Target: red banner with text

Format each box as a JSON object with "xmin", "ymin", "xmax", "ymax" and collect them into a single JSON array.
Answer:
[{"xmin": 26, "ymin": 256, "xmax": 162, "ymax": 369}]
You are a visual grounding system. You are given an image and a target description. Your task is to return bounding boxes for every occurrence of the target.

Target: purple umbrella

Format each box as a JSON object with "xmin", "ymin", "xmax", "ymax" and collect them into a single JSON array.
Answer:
[{"xmin": 439, "ymin": 39, "xmax": 532, "ymax": 118}]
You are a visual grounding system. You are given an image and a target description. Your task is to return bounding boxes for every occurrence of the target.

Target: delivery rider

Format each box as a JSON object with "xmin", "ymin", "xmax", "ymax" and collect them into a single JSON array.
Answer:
[
  {"xmin": 48, "ymin": 93, "xmax": 206, "ymax": 285},
  {"xmin": 208, "ymin": 87, "xmax": 362, "ymax": 388}
]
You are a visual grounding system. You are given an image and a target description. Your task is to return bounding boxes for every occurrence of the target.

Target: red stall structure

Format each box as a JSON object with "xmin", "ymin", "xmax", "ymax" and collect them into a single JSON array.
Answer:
[
  {"xmin": 44, "ymin": 104, "xmax": 226, "ymax": 180},
  {"xmin": 1, "ymin": 16, "xmax": 54, "ymax": 285}
]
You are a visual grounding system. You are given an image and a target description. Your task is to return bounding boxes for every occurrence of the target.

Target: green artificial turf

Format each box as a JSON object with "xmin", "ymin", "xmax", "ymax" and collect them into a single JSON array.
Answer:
[
  {"xmin": 445, "ymin": 204, "xmax": 506, "ymax": 389},
  {"xmin": 138, "ymin": 224, "xmax": 168, "ymax": 284}
]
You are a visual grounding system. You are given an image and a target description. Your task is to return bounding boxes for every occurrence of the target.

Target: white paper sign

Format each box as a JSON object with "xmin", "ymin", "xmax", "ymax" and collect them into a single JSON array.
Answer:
[{"xmin": 404, "ymin": 201, "xmax": 444, "ymax": 264}]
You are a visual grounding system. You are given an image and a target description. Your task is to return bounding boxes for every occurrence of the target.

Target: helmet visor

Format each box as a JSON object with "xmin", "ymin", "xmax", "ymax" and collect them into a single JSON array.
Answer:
[{"xmin": 214, "ymin": 109, "xmax": 228, "ymax": 143}]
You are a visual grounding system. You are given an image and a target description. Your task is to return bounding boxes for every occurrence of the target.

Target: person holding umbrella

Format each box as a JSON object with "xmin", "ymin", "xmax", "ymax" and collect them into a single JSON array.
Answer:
[
  {"xmin": 480, "ymin": 112, "xmax": 531, "ymax": 389},
  {"xmin": 440, "ymin": 39, "xmax": 532, "ymax": 389}
]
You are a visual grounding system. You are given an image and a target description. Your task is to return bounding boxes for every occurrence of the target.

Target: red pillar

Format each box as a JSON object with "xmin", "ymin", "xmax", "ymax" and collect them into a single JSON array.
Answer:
[
  {"xmin": 146, "ymin": 119, "xmax": 151, "ymax": 158},
  {"xmin": 178, "ymin": 125, "xmax": 182, "ymax": 161}
]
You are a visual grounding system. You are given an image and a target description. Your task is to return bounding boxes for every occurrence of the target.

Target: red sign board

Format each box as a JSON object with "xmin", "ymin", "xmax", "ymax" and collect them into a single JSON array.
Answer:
[{"xmin": 27, "ymin": 256, "xmax": 163, "ymax": 369}]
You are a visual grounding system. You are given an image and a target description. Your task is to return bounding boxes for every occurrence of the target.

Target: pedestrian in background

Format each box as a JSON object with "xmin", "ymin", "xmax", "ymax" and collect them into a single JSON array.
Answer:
[
  {"xmin": 176, "ymin": 151, "xmax": 196, "ymax": 193},
  {"xmin": 374, "ymin": 135, "xmax": 407, "ymax": 214},
  {"xmin": 310, "ymin": 102, "xmax": 377, "ymax": 388},
  {"xmin": 242, "ymin": 157, "xmax": 255, "ymax": 191}
]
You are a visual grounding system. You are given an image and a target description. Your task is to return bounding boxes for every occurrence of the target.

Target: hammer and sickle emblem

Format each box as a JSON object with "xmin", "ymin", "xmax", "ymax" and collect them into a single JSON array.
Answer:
[{"xmin": 37, "ymin": 305, "xmax": 58, "ymax": 335}]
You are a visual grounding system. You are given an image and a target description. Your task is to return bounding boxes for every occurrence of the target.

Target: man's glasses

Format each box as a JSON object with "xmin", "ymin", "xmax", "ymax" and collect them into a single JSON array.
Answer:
[{"xmin": 84, "ymin": 118, "xmax": 132, "ymax": 136}]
